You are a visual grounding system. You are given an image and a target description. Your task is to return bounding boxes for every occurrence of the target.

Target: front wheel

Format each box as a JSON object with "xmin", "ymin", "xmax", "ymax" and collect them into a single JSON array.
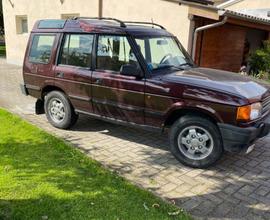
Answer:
[
  {"xmin": 169, "ymin": 115, "xmax": 223, "ymax": 168},
  {"xmin": 44, "ymin": 91, "xmax": 78, "ymax": 129}
]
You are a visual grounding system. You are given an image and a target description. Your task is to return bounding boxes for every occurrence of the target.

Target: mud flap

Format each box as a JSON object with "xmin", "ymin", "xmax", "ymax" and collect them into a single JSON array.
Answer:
[{"xmin": 35, "ymin": 99, "xmax": 45, "ymax": 114}]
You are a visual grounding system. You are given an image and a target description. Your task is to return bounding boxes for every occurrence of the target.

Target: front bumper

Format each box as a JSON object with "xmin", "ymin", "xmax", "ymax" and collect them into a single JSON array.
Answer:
[{"xmin": 218, "ymin": 117, "xmax": 270, "ymax": 153}]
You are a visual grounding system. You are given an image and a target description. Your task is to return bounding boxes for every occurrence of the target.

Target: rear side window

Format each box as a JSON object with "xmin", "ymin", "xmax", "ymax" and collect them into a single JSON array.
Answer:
[
  {"xmin": 29, "ymin": 35, "xmax": 55, "ymax": 63},
  {"xmin": 59, "ymin": 34, "xmax": 94, "ymax": 68}
]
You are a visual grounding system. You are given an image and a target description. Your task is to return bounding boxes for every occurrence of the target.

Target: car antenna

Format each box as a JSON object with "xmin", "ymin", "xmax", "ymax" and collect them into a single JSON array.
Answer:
[{"xmin": 151, "ymin": 18, "xmax": 154, "ymax": 28}]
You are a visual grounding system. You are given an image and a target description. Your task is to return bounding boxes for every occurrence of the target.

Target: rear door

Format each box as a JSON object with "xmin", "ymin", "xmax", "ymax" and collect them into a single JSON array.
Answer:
[
  {"xmin": 54, "ymin": 33, "xmax": 94, "ymax": 113},
  {"xmin": 91, "ymin": 34, "xmax": 145, "ymax": 125}
]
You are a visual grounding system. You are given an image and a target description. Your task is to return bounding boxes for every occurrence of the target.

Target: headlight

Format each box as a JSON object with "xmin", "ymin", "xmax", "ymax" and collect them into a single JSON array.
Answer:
[{"xmin": 237, "ymin": 102, "xmax": 262, "ymax": 121}]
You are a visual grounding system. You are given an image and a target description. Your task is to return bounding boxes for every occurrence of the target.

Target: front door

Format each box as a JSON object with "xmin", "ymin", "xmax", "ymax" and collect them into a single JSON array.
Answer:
[{"xmin": 92, "ymin": 35, "xmax": 145, "ymax": 125}]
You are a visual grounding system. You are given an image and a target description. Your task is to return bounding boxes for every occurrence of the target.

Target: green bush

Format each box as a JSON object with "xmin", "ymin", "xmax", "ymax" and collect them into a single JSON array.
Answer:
[
  {"xmin": 254, "ymin": 70, "xmax": 269, "ymax": 80},
  {"xmin": 249, "ymin": 41, "xmax": 270, "ymax": 76}
]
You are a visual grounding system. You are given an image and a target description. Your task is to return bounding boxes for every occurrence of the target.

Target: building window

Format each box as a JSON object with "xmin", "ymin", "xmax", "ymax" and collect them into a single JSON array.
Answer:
[
  {"xmin": 59, "ymin": 34, "xmax": 94, "ymax": 68},
  {"xmin": 16, "ymin": 15, "xmax": 28, "ymax": 34},
  {"xmin": 29, "ymin": 35, "xmax": 56, "ymax": 63},
  {"xmin": 61, "ymin": 13, "xmax": 80, "ymax": 19}
]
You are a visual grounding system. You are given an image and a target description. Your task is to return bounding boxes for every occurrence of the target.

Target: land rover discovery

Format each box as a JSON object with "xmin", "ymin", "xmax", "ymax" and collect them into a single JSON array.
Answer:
[{"xmin": 21, "ymin": 18, "xmax": 270, "ymax": 168}]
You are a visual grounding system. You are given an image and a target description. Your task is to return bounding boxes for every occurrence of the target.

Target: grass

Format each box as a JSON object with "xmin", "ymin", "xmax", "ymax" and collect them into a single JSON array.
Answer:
[
  {"xmin": 0, "ymin": 45, "xmax": 5, "ymax": 56},
  {"xmin": 0, "ymin": 108, "xmax": 190, "ymax": 220}
]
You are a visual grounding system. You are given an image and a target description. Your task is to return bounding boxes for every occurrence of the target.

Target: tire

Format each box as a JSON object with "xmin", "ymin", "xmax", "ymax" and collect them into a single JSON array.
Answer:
[
  {"xmin": 169, "ymin": 115, "xmax": 223, "ymax": 168},
  {"xmin": 44, "ymin": 91, "xmax": 78, "ymax": 129}
]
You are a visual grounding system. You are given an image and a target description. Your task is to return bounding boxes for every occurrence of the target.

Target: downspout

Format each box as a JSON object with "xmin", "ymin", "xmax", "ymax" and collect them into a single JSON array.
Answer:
[
  {"xmin": 192, "ymin": 15, "xmax": 228, "ymax": 61},
  {"xmin": 98, "ymin": 0, "xmax": 103, "ymax": 18}
]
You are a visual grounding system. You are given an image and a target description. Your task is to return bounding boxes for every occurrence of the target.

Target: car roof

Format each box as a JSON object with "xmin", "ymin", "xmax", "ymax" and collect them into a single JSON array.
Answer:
[{"xmin": 31, "ymin": 18, "xmax": 173, "ymax": 37}]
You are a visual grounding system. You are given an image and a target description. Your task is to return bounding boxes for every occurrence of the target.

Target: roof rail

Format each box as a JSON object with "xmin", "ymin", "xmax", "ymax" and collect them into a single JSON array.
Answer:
[
  {"xmin": 123, "ymin": 21, "xmax": 165, "ymax": 29},
  {"xmin": 73, "ymin": 17, "xmax": 126, "ymax": 28},
  {"xmin": 72, "ymin": 17, "xmax": 166, "ymax": 30}
]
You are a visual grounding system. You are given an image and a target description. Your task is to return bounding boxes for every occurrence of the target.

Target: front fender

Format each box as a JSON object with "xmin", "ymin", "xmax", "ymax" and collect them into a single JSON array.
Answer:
[{"xmin": 164, "ymin": 101, "xmax": 224, "ymax": 126}]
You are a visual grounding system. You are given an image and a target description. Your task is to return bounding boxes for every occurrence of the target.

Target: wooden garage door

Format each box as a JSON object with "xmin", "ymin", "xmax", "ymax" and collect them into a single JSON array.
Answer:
[{"xmin": 196, "ymin": 23, "xmax": 246, "ymax": 72}]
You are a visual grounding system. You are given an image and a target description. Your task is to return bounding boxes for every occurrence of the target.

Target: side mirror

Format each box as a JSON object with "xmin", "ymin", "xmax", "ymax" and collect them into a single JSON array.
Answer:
[{"xmin": 120, "ymin": 64, "xmax": 141, "ymax": 77}]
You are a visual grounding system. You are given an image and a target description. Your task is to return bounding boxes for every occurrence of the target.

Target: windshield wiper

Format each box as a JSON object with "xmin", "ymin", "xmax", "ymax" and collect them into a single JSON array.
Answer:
[
  {"xmin": 178, "ymin": 62, "xmax": 193, "ymax": 67},
  {"xmin": 154, "ymin": 64, "xmax": 183, "ymax": 71}
]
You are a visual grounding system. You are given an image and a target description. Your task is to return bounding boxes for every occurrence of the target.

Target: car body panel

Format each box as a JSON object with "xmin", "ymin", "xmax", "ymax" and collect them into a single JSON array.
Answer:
[
  {"xmin": 165, "ymin": 68, "xmax": 268, "ymax": 102},
  {"xmin": 54, "ymin": 65, "xmax": 93, "ymax": 112},
  {"xmin": 91, "ymin": 70, "xmax": 145, "ymax": 124}
]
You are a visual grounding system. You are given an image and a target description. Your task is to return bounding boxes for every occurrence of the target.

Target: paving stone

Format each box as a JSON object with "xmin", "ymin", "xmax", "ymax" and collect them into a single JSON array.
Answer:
[
  {"xmin": 160, "ymin": 183, "xmax": 178, "ymax": 193},
  {"xmin": 191, "ymin": 200, "xmax": 216, "ymax": 216},
  {"xmin": 225, "ymin": 204, "xmax": 249, "ymax": 218},
  {"xmin": 259, "ymin": 161, "xmax": 270, "ymax": 168},
  {"xmin": 255, "ymin": 186, "xmax": 270, "ymax": 197},
  {"xmin": 210, "ymin": 202, "xmax": 234, "ymax": 217},
  {"xmin": 181, "ymin": 198, "xmax": 202, "ymax": 211},
  {"xmin": 233, "ymin": 192, "xmax": 258, "ymax": 205},
  {"xmin": 238, "ymin": 184, "xmax": 257, "ymax": 196},
  {"xmin": 190, "ymin": 184, "xmax": 210, "ymax": 195},
  {"xmin": 247, "ymin": 160, "xmax": 261, "ymax": 168},
  {"xmin": 223, "ymin": 183, "xmax": 245, "ymax": 195},
  {"xmin": 202, "ymin": 193, "xmax": 223, "ymax": 205},
  {"xmin": 245, "ymin": 213, "xmax": 265, "ymax": 220}
]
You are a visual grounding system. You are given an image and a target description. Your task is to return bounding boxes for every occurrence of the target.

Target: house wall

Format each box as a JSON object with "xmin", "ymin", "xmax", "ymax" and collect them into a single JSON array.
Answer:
[
  {"xmin": 2, "ymin": 0, "xmax": 190, "ymax": 65},
  {"xmin": 2, "ymin": 0, "xmax": 99, "ymax": 65},
  {"xmin": 226, "ymin": 0, "xmax": 270, "ymax": 10}
]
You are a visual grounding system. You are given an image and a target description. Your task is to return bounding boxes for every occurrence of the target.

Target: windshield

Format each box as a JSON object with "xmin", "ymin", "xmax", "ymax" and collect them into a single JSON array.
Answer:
[{"xmin": 135, "ymin": 36, "xmax": 193, "ymax": 71}]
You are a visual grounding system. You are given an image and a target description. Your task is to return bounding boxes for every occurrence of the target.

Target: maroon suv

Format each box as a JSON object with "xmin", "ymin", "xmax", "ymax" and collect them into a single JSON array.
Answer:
[{"xmin": 21, "ymin": 18, "xmax": 270, "ymax": 168}]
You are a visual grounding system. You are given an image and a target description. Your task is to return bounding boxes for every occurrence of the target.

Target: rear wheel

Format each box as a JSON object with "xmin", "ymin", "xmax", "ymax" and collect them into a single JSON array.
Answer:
[
  {"xmin": 44, "ymin": 91, "xmax": 78, "ymax": 129},
  {"xmin": 169, "ymin": 115, "xmax": 223, "ymax": 168}
]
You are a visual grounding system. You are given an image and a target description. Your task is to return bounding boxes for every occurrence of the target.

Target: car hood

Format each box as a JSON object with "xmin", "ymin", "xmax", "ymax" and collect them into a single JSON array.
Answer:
[{"xmin": 164, "ymin": 67, "xmax": 269, "ymax": 101}]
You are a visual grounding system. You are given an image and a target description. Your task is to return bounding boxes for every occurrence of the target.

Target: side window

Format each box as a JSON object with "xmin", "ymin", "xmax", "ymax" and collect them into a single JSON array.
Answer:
[
  {"xmin": 29, "ymin": 35, "xmax": 55, "ymax": 63},
  {"xmin": 96, "ymin": 35, "xmax": 140, "ymax": 73},
  {"xmin": 59, "ymin": 34, "xmax": 93, "ymax": 68}
]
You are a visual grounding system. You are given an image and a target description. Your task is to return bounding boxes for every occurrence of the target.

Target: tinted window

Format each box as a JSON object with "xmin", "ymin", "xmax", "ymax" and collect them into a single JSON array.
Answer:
[
  {"xmin": 60, "ymin": 34, "xmax": 93, "ymax": 68},
  {"xmin": 97, "ymin": 35, "xmax": 140, "ymax": 72},
  {"xmin": 29, "ymin": 35, "xmax": 55, "ymax": 63}
]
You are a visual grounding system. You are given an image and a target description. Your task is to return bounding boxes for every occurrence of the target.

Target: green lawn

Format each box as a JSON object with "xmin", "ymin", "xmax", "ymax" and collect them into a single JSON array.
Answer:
[
  {"xmin": 0, "ymin": 45, "xmax": 6, "ymax": 56},
  {"xmin": 0, "ymin": 109, "xmax": 190, "ymax": 220}
]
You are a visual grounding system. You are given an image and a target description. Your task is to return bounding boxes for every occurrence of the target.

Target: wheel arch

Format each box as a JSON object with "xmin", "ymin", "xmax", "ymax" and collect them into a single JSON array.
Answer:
[
  {"xmin": 35, "ymin": 85, "xmax": 66, "ymax": 115},
  {"xmin": 164, "ymin": 107, "xmax": 222, "ymax": 128},
  {"xmin": 41, "ymin": 85, "xmax": 66, "ymax": 100}
]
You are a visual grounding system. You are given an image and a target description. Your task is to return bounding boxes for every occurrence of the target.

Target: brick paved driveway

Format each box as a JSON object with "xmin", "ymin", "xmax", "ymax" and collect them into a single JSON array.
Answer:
[{"xmin": 1, "ymin": 58, "xmax": 270, "ymax": 219}]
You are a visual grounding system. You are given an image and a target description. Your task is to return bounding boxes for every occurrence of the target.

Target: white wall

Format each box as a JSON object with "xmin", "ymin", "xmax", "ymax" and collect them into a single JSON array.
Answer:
[
  {"xmin": 226, "ymin": 0, "xmax": 270, "ymax": 10},
  {"xmin": 103, "ymin": 0, "xmax": 190, "ymax": 48}
]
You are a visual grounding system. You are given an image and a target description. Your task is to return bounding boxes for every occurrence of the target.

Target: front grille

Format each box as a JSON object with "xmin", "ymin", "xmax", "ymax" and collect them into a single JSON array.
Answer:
[{"xmin": 262, "ymin": 95, "xmax": 270, "ymax": 115}]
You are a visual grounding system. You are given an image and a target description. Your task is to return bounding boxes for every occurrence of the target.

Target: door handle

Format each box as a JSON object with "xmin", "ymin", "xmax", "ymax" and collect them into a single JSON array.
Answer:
[{"xmin": 56, "ymin": 72, "xmax": 64, "ymax": 78}]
